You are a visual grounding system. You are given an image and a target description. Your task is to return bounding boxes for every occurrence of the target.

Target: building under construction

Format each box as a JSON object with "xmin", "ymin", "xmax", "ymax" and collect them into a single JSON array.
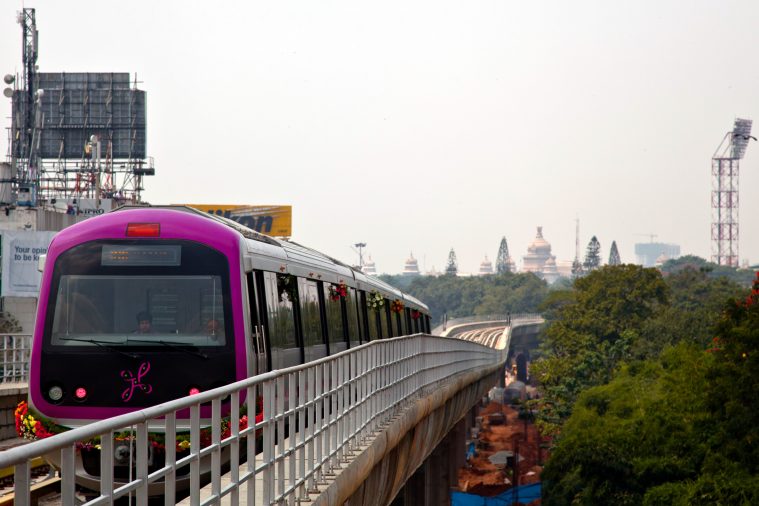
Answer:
[{"xmin": 2, "ymin": 8, "xmax": 154, "ymax": 215}]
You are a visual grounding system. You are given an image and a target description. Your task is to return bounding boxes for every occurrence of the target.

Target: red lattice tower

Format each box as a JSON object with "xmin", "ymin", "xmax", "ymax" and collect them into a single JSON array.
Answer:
[{"xmin": 712, "ymin": 118, "xmax": 754, "ymax": 267}]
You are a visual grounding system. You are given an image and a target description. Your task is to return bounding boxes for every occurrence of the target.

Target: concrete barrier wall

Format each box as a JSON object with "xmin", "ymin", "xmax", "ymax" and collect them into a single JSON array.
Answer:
[{"xmin": 313, "ymin": 365, "xmax": 501, "ymax": 506}]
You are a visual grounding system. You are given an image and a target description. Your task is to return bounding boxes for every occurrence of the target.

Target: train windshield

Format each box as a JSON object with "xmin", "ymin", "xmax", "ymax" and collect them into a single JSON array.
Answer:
[{"xmin": 45, "ymin": 240, "xmax": 231, "ymax": 348}]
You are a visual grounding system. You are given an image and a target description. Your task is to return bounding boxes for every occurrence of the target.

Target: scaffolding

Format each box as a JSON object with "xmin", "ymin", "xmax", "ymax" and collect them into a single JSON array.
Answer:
[{"xmin": 4, "ymin": 8, "xmax": 154, "ymax": 210}]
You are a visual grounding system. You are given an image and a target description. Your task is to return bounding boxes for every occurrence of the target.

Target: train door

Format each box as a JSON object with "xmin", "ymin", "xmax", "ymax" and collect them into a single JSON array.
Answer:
[{"xmin": 246, "ymin": 271, "xmax": 269, "ymax": 375}]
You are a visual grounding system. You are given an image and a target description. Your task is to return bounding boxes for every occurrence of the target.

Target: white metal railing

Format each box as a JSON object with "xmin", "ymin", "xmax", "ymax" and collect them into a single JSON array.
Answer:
[
  {"xmin": 1, "ymin": 334, "xmax": 504, "ymax": 506},
  {"xmin": 1, "ymin": 333, "xmax": 32, "ymax": 384}
]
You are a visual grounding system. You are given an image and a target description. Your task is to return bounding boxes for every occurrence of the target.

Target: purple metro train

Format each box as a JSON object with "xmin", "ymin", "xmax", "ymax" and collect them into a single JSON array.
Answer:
[{"xmin": 29, "ymin": 205, "xmax": 431, "ymax": 427}]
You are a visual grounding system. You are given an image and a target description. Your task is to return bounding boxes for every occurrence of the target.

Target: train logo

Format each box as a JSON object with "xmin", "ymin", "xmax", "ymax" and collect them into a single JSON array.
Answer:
[{"xmin": 120, "ymin": 362, "xmax": 153, "ymax": 402}]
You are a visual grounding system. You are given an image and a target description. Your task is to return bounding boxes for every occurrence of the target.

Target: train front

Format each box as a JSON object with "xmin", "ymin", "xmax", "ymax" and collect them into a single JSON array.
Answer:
[{"xmin": 27, "ymin": 207, "xmax": 247, "ymax": 492}]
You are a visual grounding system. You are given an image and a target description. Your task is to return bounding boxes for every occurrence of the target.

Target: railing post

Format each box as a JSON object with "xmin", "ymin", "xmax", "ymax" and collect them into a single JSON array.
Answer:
[
  {"xmin": 14, "ymin": 461, "xmax": 30, "ymax": 506},
  {"xmin": 211, "ymin": 398, "xmax": 222, "ymax": 502},
  {"xmin": 164, "ymin": 413, "xmax": 176, "ymax": 506},
  {"xmin": 288, "ymin": 371, "xmax": 297, "ymax": 503},
  {"xmin": 298, "ymin": 369, "xmax": 307, "ymax": 500},
  {"xmin": 100, "ymin": 430, "xmax": 114, "ymax": 505},
  {"xmin": 61, "ymin": 444, "xmax": 76, "ymax": 506},
  {"xmin": 247, "ymin": 384, "xmax": 257, "ymax": 506},
  {"xmin": 136, "ymin": 422, "xmax": 149, "ymax": 506},
  {"xmin": 190, "ymin": 404, "xmax": 201, "ymax": 506},
  {"xmin": 276, "ymin": 375, "xmax": 286, "ymax": 501},
  {"xmin": 314, "ymin": 362, "xmax": 323, "ymax": 484},
  {"xmin": 229, "ymin": 391, "xmax": 240, "ymax": 506},
  {"xmin": 263, "ymin": 380, "xmax": 274, "ymax": 505}
]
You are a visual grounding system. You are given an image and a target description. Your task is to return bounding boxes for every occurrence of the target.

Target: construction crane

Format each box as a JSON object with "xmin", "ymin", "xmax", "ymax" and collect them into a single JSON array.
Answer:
[{"xmin": 635, "ymin": 233, "xmax": 658, "ymax": 243}]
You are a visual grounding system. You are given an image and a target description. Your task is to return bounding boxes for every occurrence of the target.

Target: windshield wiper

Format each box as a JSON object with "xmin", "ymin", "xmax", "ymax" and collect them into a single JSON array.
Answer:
[
  {"xmin": 59, "ymin": 337, "xmax": 142, "ymax": 359},
  {"xmin": 127, "ymin": 339, "xmax": 208, "ymax": 359}
]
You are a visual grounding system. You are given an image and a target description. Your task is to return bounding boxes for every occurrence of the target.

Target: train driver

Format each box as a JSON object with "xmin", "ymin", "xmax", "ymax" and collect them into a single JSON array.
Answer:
[
  {"xmin": 205, "ymin": 318, "xmax": 222, "ymax": 338},
  {"xmin": 135, "ymin": 311, "xmax": 154, "ymax": 334}
]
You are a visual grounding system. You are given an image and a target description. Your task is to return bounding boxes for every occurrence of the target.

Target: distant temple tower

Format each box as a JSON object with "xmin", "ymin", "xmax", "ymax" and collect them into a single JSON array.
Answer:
[
  {"xmin": 523, "ymin": 226, "xmax": 558, "ymax": 282},
  {"xmin": 363, "ymin": 255, "xmax": 377, "ymax": 276},
  {"xmin": 478, "ymin": 256, "xmax": 494, "ymax": 276},
  {"xmin": 402, "ymin": 252, "xmax": 420, "ymax": 276}
]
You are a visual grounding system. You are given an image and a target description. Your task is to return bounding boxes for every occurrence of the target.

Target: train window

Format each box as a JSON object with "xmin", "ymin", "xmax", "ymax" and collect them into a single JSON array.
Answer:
[
  {"xmin": 262, "ymin": 272, "xmax": 298, "ymax": 353},
  {"xmin": 50, "ymin": 275, "xmax": 227, "ymax": 346},
  {"xmin": 366, "ymin": 299, "xmax": 379, "ymax": 341},
  {"xmin": 378, "ymin": 300, "xmax": 389, "ymax": 338},
  {"xmin": 45, "ymin": 240, "xmax": 233, "ymax": 350},
  {"xmin": 396, "ymin": 312, "xmax": 404, "ymax": 336},
  {"xmin": 323, "ymin": 283, "xmax": 347, "ymax": 354},
  {"xmin": 299, "ymin": 278, "xmax": 327, "ymax": 362},
  {"xmin": 359, "ymin": 291, "xmax": 374, "ymax": 341},
  {"xmin": 346, "ymin": 288, "xmax": 361, "ymax": 348}
]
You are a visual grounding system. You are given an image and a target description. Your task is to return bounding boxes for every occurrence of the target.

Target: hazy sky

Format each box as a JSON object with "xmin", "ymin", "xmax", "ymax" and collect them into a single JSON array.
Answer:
[{"xmin": 2, "ymin": 1, "xmax": 759, "ymax": 274}]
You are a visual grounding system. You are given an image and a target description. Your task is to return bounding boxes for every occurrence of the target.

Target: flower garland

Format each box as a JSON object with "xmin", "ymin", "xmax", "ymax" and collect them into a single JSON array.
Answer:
[
  {"xmin": 16, "ymin": 397, "xmax": 264, "ymax": 452},
  {"xmin": 411, "ymin": 309, "xmax": 421, "ymax": 320},
  {"xmin": 328, "ymin": 282, "xmax": 348, "ymax": 302},
  {"xmin": 390, "ymin": 299, "xmax": 404, "ymax": 314},
  {"xmin": 367, "ymin": 290, "xmax": 385, "ymax": 312},
  {"xmin": 14, "ymin": 401, "xmax": 62, "ymax": 440}
]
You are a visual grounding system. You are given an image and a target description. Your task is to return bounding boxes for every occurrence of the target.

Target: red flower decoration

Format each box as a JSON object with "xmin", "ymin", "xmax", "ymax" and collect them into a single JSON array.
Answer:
[{"xmin": 329, "ymin": 282, "xmax": 348, "ymax": 301}]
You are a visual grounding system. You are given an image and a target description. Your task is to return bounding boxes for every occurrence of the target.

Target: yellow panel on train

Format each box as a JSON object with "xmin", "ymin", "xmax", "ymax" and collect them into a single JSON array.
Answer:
[{"xmin": 183, "ymin": 204, "xmax": 292, "ymax": 237}]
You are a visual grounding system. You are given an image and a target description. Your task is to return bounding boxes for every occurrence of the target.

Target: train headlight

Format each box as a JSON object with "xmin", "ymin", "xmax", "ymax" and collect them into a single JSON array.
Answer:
[
  {"xmin": 189, "ymin": 387, "xmax": 200, "ymax": 396},
  {"xmin": 48, "ymin": 385, "xmax": 64, "ymax": 402},
  {"xmin": 75, "ymin": 387, "xmax": 88, "ymax": 400},
  {"xmin": 114, "ymin": 443, "xmax": 131, "ymax": 466}
]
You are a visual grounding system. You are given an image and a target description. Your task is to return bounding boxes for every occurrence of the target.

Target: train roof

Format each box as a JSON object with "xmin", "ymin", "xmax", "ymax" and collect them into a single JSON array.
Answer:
[{"xmin": 111, "ymin": 205, "xmax": 429, "ymax": 312}]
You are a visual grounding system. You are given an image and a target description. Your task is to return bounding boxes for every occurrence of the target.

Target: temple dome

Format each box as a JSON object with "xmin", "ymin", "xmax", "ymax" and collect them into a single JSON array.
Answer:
[
  {"xmin": 523, "ymin": 226, "xmax": 559, "ymax": 284},
  {"xmin": 527, "ymin": 226, "xmax": 552, "ymax": 254},
  {"xmin": 478, "ymin": 256, "xmax": 494, "ymax": 276},
  {"xmin": 402, "ymin": 252, "xmax": 420, "ymax": 276}
]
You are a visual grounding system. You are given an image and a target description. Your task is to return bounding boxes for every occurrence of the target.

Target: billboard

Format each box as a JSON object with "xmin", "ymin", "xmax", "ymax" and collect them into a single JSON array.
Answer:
[
  {"xmin": 1, "ymin": 231, "xmax": 57, "ymax": 297},
  {"xmin": 12, "ymin": 73, "xmax": 146, "ymax": 160},
  {"xmin": 52, "ymin": 198, "xmax": 113, "ymax": 217},
  {"xmin": 186, "ymin": 205, "xmax": 292, "ymax": 237}
]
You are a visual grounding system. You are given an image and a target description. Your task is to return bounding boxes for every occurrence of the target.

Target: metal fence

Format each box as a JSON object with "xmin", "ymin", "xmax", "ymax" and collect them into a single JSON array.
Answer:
[
  {"xmin": 1, "ymin": 334, "xmax": 504, "ymax": 506},
  {"xmin": 1, "ymin": 333, "xmax": 32, "ymax": 384}
]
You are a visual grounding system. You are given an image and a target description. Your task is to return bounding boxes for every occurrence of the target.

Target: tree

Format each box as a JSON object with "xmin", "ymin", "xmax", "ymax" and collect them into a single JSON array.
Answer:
[
  {"xmin": 583, "ymin": 236, "xmax": 601, "ymax": 271},
  {"xmin": 445, "ymin": 248, "xmax": 458, "ymax": 276},
  {"xmin": 608, "ymin": 240, "xmax": 621, "ymax": 265},
  {"xmin": 495, "ymin": 237, "xmax": 512, "ymax": 274},
  {"xmin": 542, "ymin": 275, "xmax": 759, "ymax": 505},
  {"xmin": 531, "ymin": 265, "xmax": 669, "ymax": 434},
  {"xmin": 542, "ymin": 344, "xmax": 712, "ymax": 505},
  {"xmin": 571, "ymin": 258, "xmax": 584, "ymax": 278}
]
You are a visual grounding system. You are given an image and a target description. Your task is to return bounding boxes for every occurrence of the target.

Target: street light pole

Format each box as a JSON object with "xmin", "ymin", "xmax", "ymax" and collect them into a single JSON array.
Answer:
[{"xmin": 354, "ymin": 242, "xmax": 366, "ymax": 269}]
